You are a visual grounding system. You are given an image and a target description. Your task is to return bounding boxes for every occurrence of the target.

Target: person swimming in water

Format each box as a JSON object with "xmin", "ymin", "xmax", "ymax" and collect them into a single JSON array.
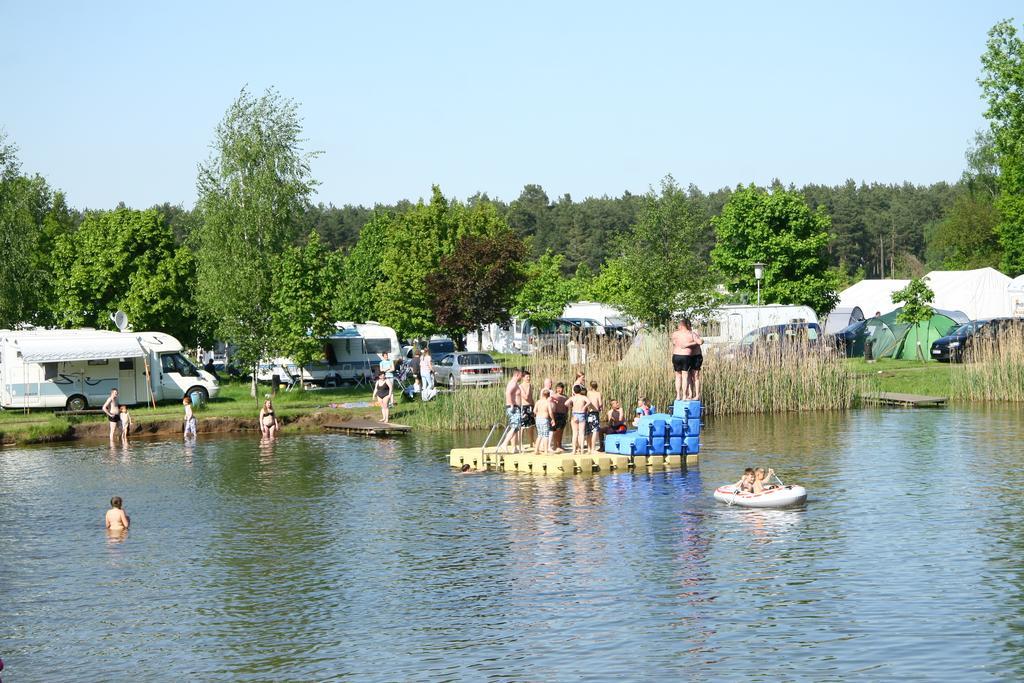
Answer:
[{"xmin": 105, "ymin": 496, "xmax": 130, "ymax": 531}]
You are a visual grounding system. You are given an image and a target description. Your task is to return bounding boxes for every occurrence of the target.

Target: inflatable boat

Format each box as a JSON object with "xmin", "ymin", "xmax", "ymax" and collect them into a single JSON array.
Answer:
[{"xmin": 713, "ymin": 484, "xmax": 807, "ymax": 508}]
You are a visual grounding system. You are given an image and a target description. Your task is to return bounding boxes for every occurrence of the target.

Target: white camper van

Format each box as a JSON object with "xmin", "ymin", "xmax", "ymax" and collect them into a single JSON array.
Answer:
[
  {"xmin": 256, "ymin": 322, "xmax": 402, "ymax": 386},
  {"xmin": 699, "ymin": 305, "xmax": 819, "ymax": 350},
  {"xmin": 0, "ymin": 329, "xmax": 220, "ymax": 410},
  {"xmin": 561, "ymin": 301, "xmax": 633, "ymax": 333}
]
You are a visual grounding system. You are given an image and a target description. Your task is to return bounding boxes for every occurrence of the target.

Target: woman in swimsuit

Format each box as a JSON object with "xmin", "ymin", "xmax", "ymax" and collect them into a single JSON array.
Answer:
[
  {"xmin": 374, "ymin": 373, "xmax": 392, "ymax": 423},
  {"xmin": 259, "ymin": 399, "xmax": 279, "ymax": 439}
]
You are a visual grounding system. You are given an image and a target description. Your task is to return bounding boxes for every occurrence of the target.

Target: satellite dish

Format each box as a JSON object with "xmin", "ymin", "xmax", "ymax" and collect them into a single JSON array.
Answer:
[{"xmin": 111, "ymin": 310, "xmax": 130, "ymax": 332}]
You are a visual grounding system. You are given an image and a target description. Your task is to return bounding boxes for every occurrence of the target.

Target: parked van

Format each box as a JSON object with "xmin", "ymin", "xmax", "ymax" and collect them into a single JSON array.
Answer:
[
  {"xmin": 699, "ymin": 305, "xmax": 819, "ymax": 350},
  {"xmin": 561, "ymin": 301, "xmax": 633, "ymax": 335},
  {"xmin": 0, "ymin": 329, "xmax": 219, "ymax": 410}
]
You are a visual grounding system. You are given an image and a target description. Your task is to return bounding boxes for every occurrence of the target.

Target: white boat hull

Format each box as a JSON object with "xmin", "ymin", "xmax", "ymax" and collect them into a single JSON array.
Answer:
[{"xmin": 713, "ymin": 484, "xmax": 807, "ymax": 508}]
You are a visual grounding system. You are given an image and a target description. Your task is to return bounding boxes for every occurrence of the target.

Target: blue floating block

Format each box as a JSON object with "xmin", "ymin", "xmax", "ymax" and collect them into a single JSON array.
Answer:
[
  {"xmin": 687, "ymin": 417, "xmax": 701, "ymax": 436},
  {"xmin": 672, "ymin": 400, "xmax": 689, "ymax": 418},
  {"xmin": 650, "ymin": 436, "xmax": 667, "ymax": 455},
  {"xmin": 684, "ymin": 435, "xmax": 700, "ymax": 454},
  {"xmin": 681, "ymin": 400, "xmax": 702, "ymax": 420},
  {"xmin": 633, "ymin": 436, "xmax": 650, "ymax": 455},
  {"xmin": 670, "ymin": 418, "xmax": 685, "ymax": 437},
  {"xmin": 604, "ymin": 433, "xmax": 629, "ymax": 454},
  {"xmin": 637, "ymin": 413, "xmax": 672, "ymax": 437},
  {"xmin": 669, "ymin": 436, "xmax": 684, "ymax": 454},
  {"xmin": 652, "ymin": 419, "xmax": 666, "ymax": 438}
]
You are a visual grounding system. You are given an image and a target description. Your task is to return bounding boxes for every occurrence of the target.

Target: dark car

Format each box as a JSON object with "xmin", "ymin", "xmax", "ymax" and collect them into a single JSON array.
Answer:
[
  {"xmin": 948, "ymin": 317, "xmax": 1024, "ymax": 362},
  {"xmin": 930, "ymin": 320, "xmax": 990, "ymax": 363}
]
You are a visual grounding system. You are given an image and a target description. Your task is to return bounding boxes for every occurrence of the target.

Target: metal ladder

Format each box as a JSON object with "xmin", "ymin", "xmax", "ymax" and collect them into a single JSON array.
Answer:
[{"xmin": 480, "ymin": 421, "xmax": 514, "ymax": 470}]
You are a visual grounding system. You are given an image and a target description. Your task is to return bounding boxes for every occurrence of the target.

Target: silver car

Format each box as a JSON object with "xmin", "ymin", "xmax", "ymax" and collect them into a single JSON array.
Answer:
[{"xmin": 432, "ymin": 352, "xmax": 503, "ymax": 389}]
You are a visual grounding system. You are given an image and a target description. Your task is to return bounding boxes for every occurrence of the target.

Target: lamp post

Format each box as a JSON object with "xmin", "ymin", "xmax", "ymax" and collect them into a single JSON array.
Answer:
[{"xmin": 753, "ymin": 262, "xmax": 766, "ymax": 306}]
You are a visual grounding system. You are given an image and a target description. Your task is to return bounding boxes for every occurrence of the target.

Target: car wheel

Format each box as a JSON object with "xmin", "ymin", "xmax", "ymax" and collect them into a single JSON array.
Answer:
[
  {"xmin": 449, "ymin": 376, "xmax": 456, "ymax": 390},
  {"xmin": 66, "ymin": 395, "xmax": 88, "ymax": 411}
]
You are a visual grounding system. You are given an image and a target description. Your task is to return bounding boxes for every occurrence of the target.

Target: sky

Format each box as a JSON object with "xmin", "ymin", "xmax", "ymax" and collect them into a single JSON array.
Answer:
[{"xmin": 1, "ymin": 1, "xmax": 1019, "ymax": 210}]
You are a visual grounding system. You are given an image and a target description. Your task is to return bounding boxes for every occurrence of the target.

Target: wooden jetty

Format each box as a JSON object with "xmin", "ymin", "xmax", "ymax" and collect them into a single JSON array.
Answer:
[
  {"xmin": 324, "ymin": 420, "xmax": 411, "ymax": 436},
  {"xmin": 448, "ymin": 445, "xmax": 693, "ymax": 475},
  {"xmin": 861, "ymin": 392, "xmax": 947, "ymax": 408}
]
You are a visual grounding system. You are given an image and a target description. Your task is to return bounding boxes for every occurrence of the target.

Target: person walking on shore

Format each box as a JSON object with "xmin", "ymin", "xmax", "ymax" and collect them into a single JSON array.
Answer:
[{"xmin": 420, "ymin": 348, "xmax": 435, "ymax": 401}]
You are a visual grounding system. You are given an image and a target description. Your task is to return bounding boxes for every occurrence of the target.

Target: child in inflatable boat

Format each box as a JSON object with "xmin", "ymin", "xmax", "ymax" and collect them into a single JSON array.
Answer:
[{"xmin": 732, "ymin": 467, "xmax": 778, "ymax": 494}]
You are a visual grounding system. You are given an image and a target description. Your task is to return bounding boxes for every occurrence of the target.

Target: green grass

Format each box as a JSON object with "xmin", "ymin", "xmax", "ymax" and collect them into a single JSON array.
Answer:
[{"xmin": 846, "ymin": 358, "xmax": 955, "ymax": 397}]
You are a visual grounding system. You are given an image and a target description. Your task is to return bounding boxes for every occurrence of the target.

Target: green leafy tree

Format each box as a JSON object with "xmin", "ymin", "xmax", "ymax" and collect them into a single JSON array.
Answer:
[
  {"xmin": 712, "ymin": 184, "xmax": 839, "ymax": 315},
  {"xmin": 892, "ymin": 277, "xmax": 935, "ymax": 361},
  {"xmin": 373, "ymin": 187, "xmax": 505, "ymax": 338},
  {"xmin": 194, "ymin": 87, "xmax": 318, "ymax": 385},
  {"xmin": 270, "ymin": 233, "xmax": 343, "ymax": 380},
  {"xmin": 335, "ymin": 211, "xmax": 395, "ymax": 323},
  {"xmin": 612, "ymin": 176, "xmax": 717, "ymax": 326},
  {"xmin": 51, "ymin": 207, "xmax": 200, "ymax": 344},
  {"xmin": 0, "ymin": 134, "xmax": 64, "ymax": 327},
  {"xmin": 980, "ymin": 19, "xmax": 1024, "ymax": 275},
  {"xmin": 511, "ymin": 250, "xmax": 576, "ymax": 325},
  {"xmin": 424, "ymin": 231, "xmax": 527, "ymax": 345}
]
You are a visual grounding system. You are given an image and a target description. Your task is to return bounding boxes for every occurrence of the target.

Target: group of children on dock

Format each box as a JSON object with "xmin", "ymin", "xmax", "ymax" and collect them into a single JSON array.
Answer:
[{"xmin": 497, "ymin": 368, "xmax": 640, "ymax": 455}]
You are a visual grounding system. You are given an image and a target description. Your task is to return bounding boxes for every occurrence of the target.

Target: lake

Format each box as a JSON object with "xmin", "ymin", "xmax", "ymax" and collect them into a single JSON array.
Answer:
[{"xmin": 2, "ymin": 405, "xmax": 1024, "ymax": 681}]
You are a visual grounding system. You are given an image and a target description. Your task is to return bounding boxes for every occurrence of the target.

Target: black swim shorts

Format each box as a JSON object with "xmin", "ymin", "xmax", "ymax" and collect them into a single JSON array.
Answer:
[
  {"xmin": 108, "ymin": 413, "xmax": 120, "ymax": 423},
  {"xmin": 672, "ymin": 354, "xmax": 686, "ymax": 372},
  {"xmin": 553, "ymin": 413, "xmax": 567, "ymax": 431},
  {"xmin": 682, "ymin": 355, "xmax": 704, "ymax": 372}
]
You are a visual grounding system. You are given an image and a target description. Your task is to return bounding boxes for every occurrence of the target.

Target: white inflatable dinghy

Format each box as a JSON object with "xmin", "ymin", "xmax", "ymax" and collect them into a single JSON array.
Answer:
[{"xmin": 713, "ymin": 483, "xmax": 807, "ymax": 508}]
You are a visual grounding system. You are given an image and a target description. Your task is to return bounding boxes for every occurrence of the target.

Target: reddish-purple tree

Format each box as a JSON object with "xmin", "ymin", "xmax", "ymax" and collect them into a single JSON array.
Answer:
[{"xmin": 425, "ymin": 231, "xmax": 527, "ymax": 347}]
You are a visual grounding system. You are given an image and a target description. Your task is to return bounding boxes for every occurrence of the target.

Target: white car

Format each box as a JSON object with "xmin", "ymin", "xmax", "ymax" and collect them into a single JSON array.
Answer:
[{"xmin": 432, "ymin": 352, "xmax": 503, "ymax": 389}]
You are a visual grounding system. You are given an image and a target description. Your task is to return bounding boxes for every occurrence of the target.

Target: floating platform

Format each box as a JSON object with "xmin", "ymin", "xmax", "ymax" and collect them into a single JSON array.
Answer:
[
  {"xmin": 324, "ymin": 420, "xmax": 411, "ymax": 436},
  {"xmin": 448, "ymin": 445, "xmax": 696, "ymax": 475},
  {"xmin": 861, "ymin": 392, "xmax": 947, "ymax": 408}
]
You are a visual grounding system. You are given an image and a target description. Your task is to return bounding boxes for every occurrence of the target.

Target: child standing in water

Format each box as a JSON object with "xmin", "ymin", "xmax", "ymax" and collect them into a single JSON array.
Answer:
[
  {"xmin": 183, "ymin": 396, "xmax": 197, "ymax": 439},
  {"xmin": 105, "ymin": 496, "xmax": 130, "ymax": 530},
  {"xmin": 118, "ymin": 405, "xmax": 132, "ymax": 444}
]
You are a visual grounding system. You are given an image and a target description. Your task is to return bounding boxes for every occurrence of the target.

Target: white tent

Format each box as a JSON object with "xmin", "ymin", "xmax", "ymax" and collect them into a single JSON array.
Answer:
[
  {"xmin": 836, "ymin": 279, "xmax": 910, "ymax": 318},
  {"xmin": 923, "ymin": 267, "xmax": 1012, "ymax": 320}
]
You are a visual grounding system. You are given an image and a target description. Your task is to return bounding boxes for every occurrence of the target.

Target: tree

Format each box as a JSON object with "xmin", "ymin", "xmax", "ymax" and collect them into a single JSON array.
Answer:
[
  {"xmin": 979, "ymin": 19, "xmax": 1024, "ymax": 275},
  {"xmin": 0, "ymin": 134, "xmax": 62, "ymax": 327},
  {"xmin": 372, "ymin": 187, "xmax": 505, "ymax": 338},
  {"xmin": 612, "ymin": 176, "xmax": 717, "ymax": 326},
  {"xmin": 51, "ymin": 207, "xmax": 200, "ymax": 344},
  {"xmin": 511, "ymin": 250, "xmax": 576, "ymax": 325},
  {"xmin": 892, "ymin": 277, "xmax": 935, "ymax": 361},
  {"xmin": 425, "ymin": 231, "xmax": 527, "ymax": 345},
  {"xmin": 712, "ymin": 184, "xmax": 839, "ymax": 315},
  {"xmin": 194, "ymin": 87, "xmax": 318, "ymax": 387},
  {"xmin": 335, "ymin": 211, "xmax": 395, "ymax": 323},
  {"xmin": 270, "ymin": 233, "xmax": 343, "ymax": 381}
]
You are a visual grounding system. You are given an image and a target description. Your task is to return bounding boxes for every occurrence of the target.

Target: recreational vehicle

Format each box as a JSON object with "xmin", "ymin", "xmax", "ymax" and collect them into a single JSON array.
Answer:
[
  {"xmin": 0, "ymin": 329, "xmax": 220, "ymax": 410},
  {"xmin": 256, "ymin": 322, "xmax": 402, "ymax": 386},
  {"xmin": 699, "ymin": 305, "xmax": 819, "ymax": 350}
]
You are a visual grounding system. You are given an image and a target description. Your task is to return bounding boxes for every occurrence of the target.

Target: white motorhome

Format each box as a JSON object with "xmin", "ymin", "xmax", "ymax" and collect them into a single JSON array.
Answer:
[
  {"xmin": 561, "ymin": 301, "xmax": 633, "ymax": 333},
  {"xmin": 257, "ymin": 322, "xmax": 402, "ymax": 386},
  {"xmin": 0, "ymin": 329, "xmax": 220, "ymax": 410},
  {"xmin": 699, "ymin": 305, "xmax": 819, "ymax": 349}
]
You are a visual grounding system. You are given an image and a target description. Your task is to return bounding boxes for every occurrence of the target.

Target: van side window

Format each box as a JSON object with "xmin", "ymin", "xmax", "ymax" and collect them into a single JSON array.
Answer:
[
  {"xmin": 119, "ymin": 359, "xmax": 134, "ymax": 371},
  {"xmin": 161, "ymin": 355, "xmax": 176, "ymax": 373},
  {"xmin": 43, "ymin": 362, "xmax": 58, "ymax": 380}
]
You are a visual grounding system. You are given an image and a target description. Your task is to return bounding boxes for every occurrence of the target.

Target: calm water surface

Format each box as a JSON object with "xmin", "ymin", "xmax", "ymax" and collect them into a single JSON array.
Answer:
[{"xmin": 3, "ymin": 406, "xmax": 1024, "ymax": 681}]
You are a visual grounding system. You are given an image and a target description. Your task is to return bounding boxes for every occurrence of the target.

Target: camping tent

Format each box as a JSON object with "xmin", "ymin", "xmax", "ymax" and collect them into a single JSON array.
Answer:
[
  {"xmin": 843, "ymin": 307, "xmax": 968, "ymax": 359},
  {"xmin": 823, "ymin": 306, "xmax": 865, "ymax": 335},
  {"xmin": 922, "ymin": 267, "xmax": 1013, "ymax": 320},
  {"xmin": 836, "ymin": 279, "xmax": 910, "ymax": 318}
]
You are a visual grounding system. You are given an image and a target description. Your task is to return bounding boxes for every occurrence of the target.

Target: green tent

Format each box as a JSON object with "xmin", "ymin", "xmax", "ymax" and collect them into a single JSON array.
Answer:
[{"xmin": 858, "ymin": 308, "xmax": 963, "ymax": 360}]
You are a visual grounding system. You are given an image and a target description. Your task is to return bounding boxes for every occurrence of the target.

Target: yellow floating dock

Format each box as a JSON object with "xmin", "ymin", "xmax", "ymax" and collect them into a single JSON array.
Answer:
[{"xmin": 448, "ymin": 445, "xmax": 696, "ymax": 474}]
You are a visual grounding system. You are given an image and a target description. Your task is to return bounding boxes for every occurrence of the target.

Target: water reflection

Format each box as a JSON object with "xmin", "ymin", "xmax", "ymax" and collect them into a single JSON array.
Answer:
[{"xmin": 2, "ymin": 407, "xmax": 1024, "ymax": 679}]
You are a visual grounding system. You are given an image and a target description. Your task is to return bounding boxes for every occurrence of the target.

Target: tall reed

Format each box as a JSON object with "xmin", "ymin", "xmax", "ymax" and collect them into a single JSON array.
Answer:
[
  {"xmin": 403, "ymin": 329, "xmax": 860, "ymax": 431},
  {"xmin": 951, "ymin": 324, "xmax": 1024, "ymax": 402}
]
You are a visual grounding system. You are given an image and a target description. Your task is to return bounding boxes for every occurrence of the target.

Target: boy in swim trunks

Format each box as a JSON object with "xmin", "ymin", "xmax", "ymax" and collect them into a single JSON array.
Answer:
[
  {"xmin": 732, "ymin": 468, "xmax": 755, "ymax": 493},
  {"xmin": 565, "ymin": 385, "xmax": 593, "ymax": 455},
  {"xmin": 105, "ymin": 495, "xmax": 130, "ymax": 531},
  {"xmin": 752, "ymin": 467, "xmax": 777, "ymax": 493},
  {"xmin": 586, "ymin": 380, "xmax": 603, "ymax": 452},
  {"xmin": 533, "ymin": 388, "xmax": 554, "ymax": 453},
  {"xmin": 498, "ymin": 369, "xmax": 523, "ymax": 452},
  {"xmin": 550, "ymin": 382, "xmax": 568, "ymax": 453}
]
